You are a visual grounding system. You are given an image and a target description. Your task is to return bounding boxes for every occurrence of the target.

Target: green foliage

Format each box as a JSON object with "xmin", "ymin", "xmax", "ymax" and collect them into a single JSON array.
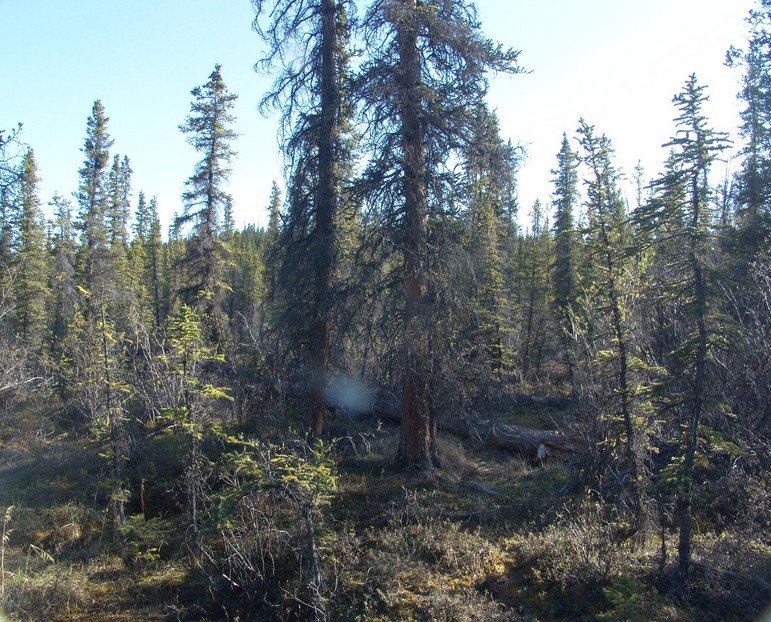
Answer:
[
  {"xmin": 120, "ymin": 515, "xmax": 172, "ymax": 567},
  {"xmin": 176, "ymin": 65, "xmax": 237, "ymax": 347},
  {"xmin": 269, "ymin": 441, "xmax": 338, "ymax": 506},
  {"xmin": 13, "ymin": 149, "xmax": 49, "ymax": 348},
  {"xmin": 165, "ymin": 303, "xmax": 225, "ymax": 369},
  {"xmin": 158, "ymin": 304, "xmax": 232, "ymax": 436},
  {"xmin": 75, "ymin": 100, "xmax": 114, "ymax": 301},
  {"xmin": 552, "ymin": 132, "xmax": 580, "ymax": 316},
  {"xmin": 597, "ymin": 574, "xmax": 656, "ymax": 622},
  {"xmin": 215, "ymin": 438, "xmax": 338, "ymax": 521},
  {"xmin": 656, "ymin": 424, "xmax": 748, "ymax": 499}
]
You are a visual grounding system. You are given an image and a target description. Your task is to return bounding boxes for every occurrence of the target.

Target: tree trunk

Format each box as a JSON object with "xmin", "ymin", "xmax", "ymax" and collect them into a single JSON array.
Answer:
[
  {"xmin": 396, "ymin": 0, "xmax": 435, "ymax": 468},
  {"xmin": 307, "ymin": 0, "xmax": 338, "ymax": 438},
  {"xmin": 677, "ymin": 248, "xmax": 707, "ymax": 579},
  {"xmin": 304, "ymin": 504, "xmax": 326, "ymax": 621}
]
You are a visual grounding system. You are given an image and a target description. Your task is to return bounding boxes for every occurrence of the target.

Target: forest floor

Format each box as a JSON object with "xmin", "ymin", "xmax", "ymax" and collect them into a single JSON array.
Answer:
[{"xmin": 0, "ymin": 396, "xmax": 769, "ymax": 621}]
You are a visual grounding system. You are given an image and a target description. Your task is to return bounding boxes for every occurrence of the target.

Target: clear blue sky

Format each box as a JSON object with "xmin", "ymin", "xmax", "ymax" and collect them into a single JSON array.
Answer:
[{"xmin": 0, "ymin": 0, "xmax": 756, "ymax": 232}]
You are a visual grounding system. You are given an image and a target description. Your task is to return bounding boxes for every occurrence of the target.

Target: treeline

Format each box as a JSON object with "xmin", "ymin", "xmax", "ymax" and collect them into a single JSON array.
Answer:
[{"xmin": 0, "ymin": 0, "xmax": 769, "ymax": 602}]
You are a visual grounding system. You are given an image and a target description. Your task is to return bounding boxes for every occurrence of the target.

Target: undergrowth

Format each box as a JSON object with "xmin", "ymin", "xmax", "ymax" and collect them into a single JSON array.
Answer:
[{"xmin": 0, "ymin": 404, "xmax": 769, "ymax": 621}]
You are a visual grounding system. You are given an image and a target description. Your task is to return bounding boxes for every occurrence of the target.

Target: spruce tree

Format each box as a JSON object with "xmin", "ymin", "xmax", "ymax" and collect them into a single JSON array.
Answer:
[
  {"xmin": 551, "ymin": 133, "xmax": 580, "ymax": 385},
  {"xmin": 465, "ymin": 107, "xmax": 518, "ymax": 377},
  {"xmin": 106, "ymin": 154, "xmax": 132, "ymax": 254},
  {"xmin": 520, "ymin": 200, "xmax": 552, "ymax": 381},
  {"xmin": 253, "ymin": 0, "xmax": 355, "ymax": 438},
  {"xmin": 106, "ymin": 154, "xmax": 134, "ymax": 330},
  {"xmin": 146, "ymin": 197, "xmax": 165, "ymax": 331},
  {"xmin": 48, "ymin": 193, "xmax": 78, "ymax": 367},
  {"xmin": 13, "ymin": 149, "xmax": 48, "ymax": 348},
  {"xmin": 76, "ymin": 100, "xmax": 113, "ymax": 302},
  {"xmin": 647, "ymin": 75, "xmax": 731, "ymax": 579},
  {"xmin": 234, "ymin": 226, "xmax": 264, "ymax": 327},
  {"xmin": 158, "ymin": 304, "xmax": 232, "ymax": 553},
  {"xmin": 0, "ymin": 124, "xmax": 23, "ymax": 270},
  {"xmin": 358, "ymin": 0, "xmax": 522, "ymax": 466},
  {"xmin": 577, "ymin": 119, "xmax": 646, "ymax": 522},
  {"xmin": 259, "ymin": 181, "xmax": 282, "ymax": 338},
  {"xmin": 177, "ymin": 65, "xmax": 238, "ymax": 350},
  {"xmin": 64, "ymin": 287, "xmax": 130, "ymax": 557},
  {"xmin": 132, "ymin": 192, "xmax": 164, "ymax": 330},
  {"xmin": 727, "ymin": 0, "xmax": 771, "ymax": 254}
]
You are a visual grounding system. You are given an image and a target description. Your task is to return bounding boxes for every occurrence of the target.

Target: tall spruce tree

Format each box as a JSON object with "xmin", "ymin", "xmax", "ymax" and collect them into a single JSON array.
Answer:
[
  {"xmin": 727, "ymin": 0, "xmax": 771, "ymax": 255},
  {"xmin": 719, "ymin": 0, "xmax": 771, "ymax": 460},
  {"xmin": 465, "ymin": 106, "xmax": 518, "ymax": 377},
  {"xmin": 577, "ymin": 119, "xmax": 646, "ymax": 520},
  {"xmin": 76, "ymin": 100, "xmax": 113, "ymax": 303},
  {"xmin": 177, "ymin": 65, "xmax": 238, "ymax": 350},
  {"xmin": 647, "ymin": 75, "xmax": 731, "ymax": 579},
  {"xmin": 132, "ymin": 192, "xmax": 164, "ymax": 330},
  {"xmin": 253, "ymin": 0, "xmax": 355, "ymax": 438},
  {"xmin": 48, "ymin": 193, "xmax": 78, "ymax": 366},
  {"xmin": 259, "ymin": 181, "xmax": 282, "ymax": 338},
  {"xmin": 106, "ymin": 154, "xmax": 132, "ymax": 254},
  {"xmin": 14, "ymin": 149, "xmax": 48, "ymax": 348},
  {"xmin": 358, "ymin": 0, "xmax": 522, "ymax": 466},
  {"xmin": 551, "ymin": 133, "xmax": 580, "ymax": 385},
  {"xmin": 146, "ymin": 197, "xmax": 164, "ymax": 331},
  {"xmin": 106, "ymin": 154, "xmax": 134, "ymax": 329},
  {"xmin": 0, "ymin": 124, "xmax": 23, "ymax": 271},
  {"xmin": 520, "ymin": 200, "xmax": 552, "ymax": 381}
]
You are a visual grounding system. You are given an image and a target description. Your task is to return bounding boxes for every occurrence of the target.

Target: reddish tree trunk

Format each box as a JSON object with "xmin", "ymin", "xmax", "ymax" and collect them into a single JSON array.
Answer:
[
  {"xmin": 307, "ymin": 0, "xmax": 338, "ymax": 437},
  {"xmin": 396, "ymin": 0, "xmax": 436, "ymax": 467}
]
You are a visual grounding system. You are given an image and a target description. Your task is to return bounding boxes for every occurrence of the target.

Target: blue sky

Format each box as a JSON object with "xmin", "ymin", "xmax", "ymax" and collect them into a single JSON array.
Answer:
[{"xmin": 0, "ymin": 0, "xmax": 756, "ymax": 231}]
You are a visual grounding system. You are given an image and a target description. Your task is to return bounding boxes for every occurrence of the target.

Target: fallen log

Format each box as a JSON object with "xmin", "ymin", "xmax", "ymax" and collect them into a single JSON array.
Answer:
[
  {"xmin": 369, "ymin": 395, "xmax": 573, "ymax": 461},
  {"xmin": 274, "ymin": 383, "xmax": 574, "ymax": 460},
  {"xmin": 441, "ymin": 416, "xmax": 572, "ymax": 461}
]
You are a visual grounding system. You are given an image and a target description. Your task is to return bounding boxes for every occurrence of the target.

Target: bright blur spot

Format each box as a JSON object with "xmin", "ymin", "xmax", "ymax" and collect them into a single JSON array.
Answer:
[{"xmin": 326, "ymin": 374, "xmax": 374, "ymax": 416}]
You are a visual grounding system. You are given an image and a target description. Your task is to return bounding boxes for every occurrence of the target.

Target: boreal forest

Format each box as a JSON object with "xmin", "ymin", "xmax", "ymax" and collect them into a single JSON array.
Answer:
[{"xmin": 1, "ymin": 1, "xmax": 770, "ymax": 620}]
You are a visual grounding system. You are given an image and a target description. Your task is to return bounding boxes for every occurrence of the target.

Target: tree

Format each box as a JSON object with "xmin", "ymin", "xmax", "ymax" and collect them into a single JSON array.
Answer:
[
  {"xmin": 177, "ymin": 65, "xmax": 238, "ymax": 350},
  {"xmin": 258, "ymin": 181, "xmax": 282, "ymax": 338},
  {"xmin": 106, "ymin": 154, "xmax": 132, "ymax": 254},
  {"xmin": 253, "ymin": 0, "xmax": 355, "ymax": 440},
  {"xmin": 718, "ymin": 3, "xmax": 771, "ymax": 459},
  {"xmin": 157, "ymin": 304, "xmax": 232, "ymax": 552},
  {"xmin": 64, "ymin": 288, "xmax": 130, "ymax": 557},
  {"xmin": 146, "ymin": 197, "xmax": 165, "ymax": 331},
  {"xmin": 127, "ymin": 191, "xmax": 156, "ymax": 332},
  {"xmin": 726, "ymin": 0, "xmax": 771, "ymax": 255},
  {"xmin": 519, "ymin": 200, "xmax": 552, "ymax": 381},
  {"xmin": 229, "ymin": 226, "xmax": 265, "ymax": 348},
  {"xmin": 132, "ymin": 193, "xmax": 165, "ymax": 331},
  {"xmin": 646, "ymin": 75, "xmax": 731, "ymax": 579},
  {"xmin": 358, "ymin": 0, "xmax": 522, "ymax": 466},
  {"xmin": 48, "ymin": 193, "xmax": 78, "ymax": 372},
  {"xmin": 464, "ymin": 107, "xmax": 518, "ymax": 378},
  {"xmin": 76, "ymin": 100, "xmax": 114, "ymax": 302},
  {"xmin": 106, "ymin": 154, "xmax": 135, "ymax": 329},
  {"xmin": 13, "ymin": 149, "xmax": 48, "ymax": 348},
  {"xmin": 0, "ymin": 124, "xmax": 24, "ymax": 270},
  {"xmin": 577, "ymin": 119, "xmax": 647, "ymax": 522},
  {"xmin": 551, "ymin": 133, "xmax": 580, "ymax": 385}
]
